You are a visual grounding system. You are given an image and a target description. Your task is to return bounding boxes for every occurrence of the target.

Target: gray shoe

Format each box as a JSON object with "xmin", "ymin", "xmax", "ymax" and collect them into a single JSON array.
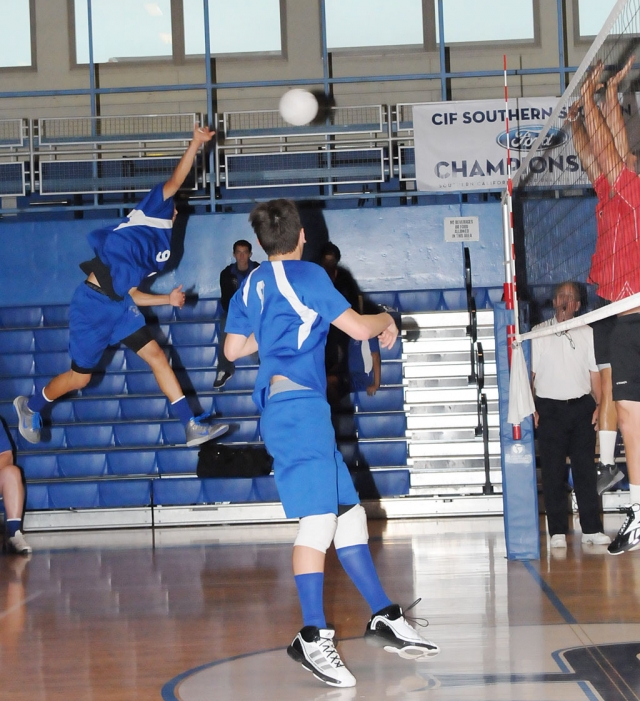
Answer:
[
  {"xmin": 596, "ymin": 462, "xmax": 624, "ymax": 494},
  {"xmin": 185, "ymin": 417, "xmax": 229, "ymax": 447},
  {"xmin": 6, "ymin": 530, "xmax": 32, "ymax": 555},
  {"xmin": 13, "ymin": 396, "xmax": 42, "ymax": 444}
]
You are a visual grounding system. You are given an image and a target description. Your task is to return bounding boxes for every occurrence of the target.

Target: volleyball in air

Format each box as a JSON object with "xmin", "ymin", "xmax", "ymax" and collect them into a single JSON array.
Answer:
[{"xmin": 279, "ymin": 89, "xmax": 319, "ymax": 126}]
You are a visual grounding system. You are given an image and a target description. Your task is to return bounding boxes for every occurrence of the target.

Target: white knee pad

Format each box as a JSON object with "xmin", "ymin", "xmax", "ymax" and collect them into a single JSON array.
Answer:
[
  {"xmin": 333, "ymin": 504, "xmax": 369, "ymax": 550},
  {"xmin": 294, "ymin": 513, "xmax": 338, "ymax": 553}
]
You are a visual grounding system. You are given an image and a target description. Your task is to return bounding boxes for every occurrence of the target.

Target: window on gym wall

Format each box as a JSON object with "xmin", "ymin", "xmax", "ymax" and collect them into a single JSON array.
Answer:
[
  {"xmin": 0, "ymin": 0, "xmax": 34, "ymax": 68},
  {"xmin": 575, "ymin": 0, "xmax": 617, "ymax": 39},
  {"xmin": 74, "ymin": 0, "xmax": 173, "ymax": 64},
  {"xmin": 435, "ymin": 0, "xmax": 536, "ymax": 43},
  {"xmin": 325, "ymin": 0, "xmax": 425, "ymax": 49},
  {"xmin": 183, "ymin": 0, "xmax": 282, "ymax": 56}
]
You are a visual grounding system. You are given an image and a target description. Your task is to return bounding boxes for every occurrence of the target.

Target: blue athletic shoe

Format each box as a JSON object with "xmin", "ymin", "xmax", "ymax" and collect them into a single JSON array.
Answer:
[{"xmin": 13, "ymin": 396, "xmax": 42, "ymax": 444}]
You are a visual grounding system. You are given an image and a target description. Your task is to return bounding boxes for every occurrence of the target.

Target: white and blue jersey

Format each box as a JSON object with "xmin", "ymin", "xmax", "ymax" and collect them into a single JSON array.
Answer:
[
  {"xmin": 87, "ymin": 183, "xmax": 174, "ymax": 298},
  {"xmin": 348, "ymin": 337, "xmax": 380, "ymax": 391},
  {"xmin": 226, "ymin": 260, "xmax": 351, "ymax": 410}
]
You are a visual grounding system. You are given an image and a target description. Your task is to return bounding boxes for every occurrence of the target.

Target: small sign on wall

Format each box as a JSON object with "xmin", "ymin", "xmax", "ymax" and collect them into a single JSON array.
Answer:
[{"xmin": 444, "ymin": 216, "xmax": 479, "ymax": 242}]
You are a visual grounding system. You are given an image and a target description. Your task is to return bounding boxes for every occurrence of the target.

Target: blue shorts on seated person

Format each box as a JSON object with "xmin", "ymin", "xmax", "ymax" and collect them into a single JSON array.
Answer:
[
  {"xmin": 0, "ymin": 422, "xmax": 11, "ymax": 454},
  {"xmin": 260, "ymin": 389, "xmax": 359, "ymax": 519},
  {"xmin": 69, "ymin": 282, "xmax": 146, "ymax": 370}
]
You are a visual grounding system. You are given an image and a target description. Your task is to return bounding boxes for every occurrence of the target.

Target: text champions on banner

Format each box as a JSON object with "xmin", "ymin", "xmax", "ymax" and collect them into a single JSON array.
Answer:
[{"xmin": 413, "ymin": 97, "xmax": 579, "ymax": 192}]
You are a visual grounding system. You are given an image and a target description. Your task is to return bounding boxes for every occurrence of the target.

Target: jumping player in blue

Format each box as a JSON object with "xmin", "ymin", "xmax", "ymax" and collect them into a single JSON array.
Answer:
[
  {"xmin": 0, "ymin": 421, "xmax": 30, "ymax": 554},
  {"xmin": 13, "ymin": 125, "xmax": 228, "ymax": 448},
  {"xmin": 224, "ymin": 199, "xmax": 439, "ymax": 688}
]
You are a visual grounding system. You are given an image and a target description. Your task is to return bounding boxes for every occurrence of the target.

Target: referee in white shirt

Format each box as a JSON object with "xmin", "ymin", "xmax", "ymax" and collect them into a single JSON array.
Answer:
[{"xmin": 531, "ymin": 281, "xmax": 610, "ymax": 548}]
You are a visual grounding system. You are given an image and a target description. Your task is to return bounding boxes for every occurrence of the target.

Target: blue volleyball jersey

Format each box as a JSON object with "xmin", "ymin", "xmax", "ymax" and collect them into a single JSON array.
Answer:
[
  {"xmin": 87, "ymin": 183, "xmax": 174, "ymax": 297},
  {"xmin": 226, "ymin": 260, "xmax": 351, "ymax": 410},
  {"xmin": 348, "ymin": 337, "xmax": 380, "ymax": 391}
]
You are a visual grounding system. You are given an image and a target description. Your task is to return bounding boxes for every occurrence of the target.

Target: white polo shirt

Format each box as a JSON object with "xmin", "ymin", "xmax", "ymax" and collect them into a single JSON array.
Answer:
[{"xmin": 531, "ymin": 317, "xmax": 597, "ymax": 401}]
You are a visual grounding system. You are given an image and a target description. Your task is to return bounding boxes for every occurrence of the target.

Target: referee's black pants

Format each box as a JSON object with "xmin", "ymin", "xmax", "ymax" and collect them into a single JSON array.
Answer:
[{"xmin": 536, "ymin": 394, "xmax": 602, "ymax": 537}]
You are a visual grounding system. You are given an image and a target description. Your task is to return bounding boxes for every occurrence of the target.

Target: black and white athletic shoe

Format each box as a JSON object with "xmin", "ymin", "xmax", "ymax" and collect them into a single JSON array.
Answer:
[
  {"xmin": 287, "ymin": 626, "xmax": 356, "ymax": 688},
  {"xmin": 364, "ymin": 603, "xmax": 440, "ymax": 660},
  {"xmin": 596, "ymin": 462, "xmax": 624, "ymax": 495},
  {"xmin": 608, "ymin": 503, "xmax": 640, "ymax": 555}
]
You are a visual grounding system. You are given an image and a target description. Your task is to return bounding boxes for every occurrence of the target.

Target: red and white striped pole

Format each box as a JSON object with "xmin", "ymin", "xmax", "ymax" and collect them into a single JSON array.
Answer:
[{"xmin": 503, "ymin": 55, "xmax": 521, "ymax": 440}]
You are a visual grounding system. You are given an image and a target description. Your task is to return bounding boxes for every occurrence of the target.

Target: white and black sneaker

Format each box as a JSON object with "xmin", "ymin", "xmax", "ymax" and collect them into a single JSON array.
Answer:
[
  {"xmin": 364, "ymin": 603, "xmax": 440, "ymax": 660},
  {"xmin": 608, "ymin": 503, "xmax": 640, "ymax": 555},
  {"xmin": 5, "ymin": 530, "xmax": 32, "ymax": 555},
  {"xmin": 184, "ymin": 415, "xmax": 229, "ymax": 447},
  {"xmin": 287, "ymin": 626, "xmax": 356, "ymax": 688}
]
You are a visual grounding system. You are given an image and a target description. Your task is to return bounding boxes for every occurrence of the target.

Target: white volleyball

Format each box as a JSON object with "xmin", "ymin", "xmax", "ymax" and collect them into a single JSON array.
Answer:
[{"xmin": 279, "ymin": 89, "xmax": 319, "ymax": 126}]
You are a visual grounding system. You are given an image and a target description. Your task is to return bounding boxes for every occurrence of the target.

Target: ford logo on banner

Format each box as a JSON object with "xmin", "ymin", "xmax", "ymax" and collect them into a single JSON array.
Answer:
[{"xmin": 496, "ymin": 126, "xmax": 568, "ymax": 152}]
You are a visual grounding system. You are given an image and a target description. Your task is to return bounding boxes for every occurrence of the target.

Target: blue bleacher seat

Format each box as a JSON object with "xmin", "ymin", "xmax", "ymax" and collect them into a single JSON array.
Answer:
[
  {"xmin": 366, "ymin": 292, "xmax": 399, "ymax": 309},
  {"xmin": 42, "ymin": 305, "xmax": 70, "ymax": 326},
  {"xmin": 0, "ymin": 306, "xmax": 42, "ymax": 329},
  {"xmin": 97, "ymin": 349, "xmax": 126, "ymax": 372},
  {"xmin": 65, "ymin": 425, "xmax": 114, "ymax": 449},
  {"xmin": 179, "ymin": 370, "xmax": 217, "ymax": 393},
  {"xmin": 332, "ymin": 413, "xmax": 357, "ymax": 438},
  {"xmin": 125, "ymin": 372, "xmax": 160, "ymax": 394},
  {"xmin": 114, "ymin": 423, "xmax": 162, "ymax": 447},
  {"xmin": 358, "ymin": 440, "xmax": 407, "ymax": 467},
  {"xmin": 35, "ymin": 351, "xmax": 72, "ymax": 376},
  {"xmin": 366, "ymin": 469, "xmax": 410, "ymax": 497},
  {"xmin": 156, "ymin": 448, "xmax": 197, "ymax": 475},
  {"xmin": 380, "ymin": 362, "xmax": 403, "ymax": 385},
  {"xmin": 336, "ymin": 441, "xmax": 358, "ymax": 468},
  {"xmin": 49, "ymin": 401, "xmax": 75, "ymax": 422},
  {"xmin": 353, "ymin": 387, "xmax": 404, "ymax": 412},
  {"xmin": 108, "ymin": 450, "xmax": 158, "ymax": 476},
  {"xmin": 20, "ymin": 454, "xmax": 59, "ymax": 479},
  {"xmin": 21, "ymin": 426, "xmax": 66, "ymax": 450},
  {"xmin": 251, "ymin": 475, "xmax": 280, "ymax": 502},
  {"xmin": 380, "ymin": 342, "xmax": 402, "ymax": 360},
  {"xmin": 161, "ymin": 421, "xmax": 186, "ymax": 446},
  {"xmin": 170, "ymin": 322, "xmax": 218, "ymax": 346},
  {"xmin": 196, "ymin": 396, "xmax": 215, "ymax": 415},
  {"xmin": 442, "ymin": 289, "xmax": 468, "ymax": 310},
  {"xmin": 0, "ymin": 353, "xmax": 34, "ymax": 376},
  {"xmin": 0, "ymin": 329, "xmax": 34, "ymax": 353},
  {"xmin": 34, "ymin": 327, "xmax": 69, "ymax": 352},
  {"xmin": 175, "ymin": 299, "xmax": 220, "ymax": 321},
  {"xmin": 74, "ymin": 399, "xmax": 121, "ymax": 422},
  {"xmin": 224, "ymin": 368, "xmax": 259, "ymax": 391},
  {"xmin": 486, "ymin": 287, "xmax": 504, "ymax": 308},
  {"xmin": 170, "ymin": 346, "xmax": 217, "ymax": 369},
  {"xmin": 48, "ymin": 482, "xmax": 100, "ymax": 509},
  {"xmin": 224, "ymin": 419, "xmax": 260, "ymax": 443},
  {"xmin": 356, "ymin": 413, "xmax": 406, "ymax": 439},
  {"xmin": 0, "ymin": 377, "xmax": 35, "ymax": 401},
  {"xmin": 26, "ymin": 483, "xmax": 51, "ymax": 510},
  {"xmin": 396, "ymin": 290, "xmax": 443, "ymax": 312},
  {"xmin": 153, "ymin": 477, "xmax": 202, "ymax": 505},
  {"xmin": 58, "ymin": 452, "xmax": 108, "ymax": 478},
  {"xmin": 99, "ymin": 480, "xmax": 152, "ymax": 508},
  {"xmin": 119, "ymin": 397, "xmax": 168, "ymax": 420},
  {"xmin": 124, "ymin": 349, "xmax": 152, "ymax": 371},
  {"xmin": 214, "ymin": 393, "xmax": 257, "ymax": 417},
  {"xmin": 202, "ymin": 477, "xmax": 254, "ymax": 503},
  {"xmin": 143, "ymin": 305, "xmax": 175, "ymax": 322},
  {"xmin": 81, "ymin": 374, "xmax": 127, "ymax": 396}
]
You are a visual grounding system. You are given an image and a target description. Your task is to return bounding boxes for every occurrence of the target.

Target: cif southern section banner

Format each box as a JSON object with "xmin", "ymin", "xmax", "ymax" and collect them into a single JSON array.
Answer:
[{"xmin": 414, "ymin": 97, "xmax": 565, "ymax": 192}]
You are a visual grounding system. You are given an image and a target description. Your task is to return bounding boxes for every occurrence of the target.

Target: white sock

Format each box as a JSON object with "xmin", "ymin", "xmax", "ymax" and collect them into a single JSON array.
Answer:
[
  {"xmin": 598, "ymin": 430, "xmax": 617, "ymax": 466},
  {"xmin": 629, "ymin": 483, "xmax": 640, "ymax": 506}
]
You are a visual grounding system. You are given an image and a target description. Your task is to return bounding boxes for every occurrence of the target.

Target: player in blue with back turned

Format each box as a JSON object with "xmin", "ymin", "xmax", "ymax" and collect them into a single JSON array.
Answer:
[
  {"xmin": 224, "ymin": 199, "xmax": 439, "ymax": 689},
  {"xmin": 13, "ymin": 125, "xmax": 228, "ymax": 448},
  {"xmin": 0, "ymin": 420, "xmax": 31, "ymax": 554}
]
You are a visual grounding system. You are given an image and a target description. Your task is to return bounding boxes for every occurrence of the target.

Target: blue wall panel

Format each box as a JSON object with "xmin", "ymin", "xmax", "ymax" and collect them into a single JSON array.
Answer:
[{"xmin": 0, "ymin": 201, "xmax": 504, "ymax": 307}]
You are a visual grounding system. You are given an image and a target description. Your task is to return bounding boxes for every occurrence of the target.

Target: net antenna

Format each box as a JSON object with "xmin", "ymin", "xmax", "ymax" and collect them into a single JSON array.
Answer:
[{"xmin": 503, "ymin": 0, "xmax": 640, "ymax": 347}]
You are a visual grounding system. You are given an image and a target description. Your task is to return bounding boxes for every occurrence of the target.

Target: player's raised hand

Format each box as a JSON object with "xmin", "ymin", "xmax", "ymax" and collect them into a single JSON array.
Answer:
[
  {"xmin": 193, "ymin": 124, "xmax": 215, "ymax": 144},
  {"xmin": 169, "ymin": 284, "xmax": 186, "ymax": 308},
  {"xmin": 609, "ymin": 54, "xmax": 636, "ymax": 90},
  {"xmin": 581, "ymin": 60, "xmax": 604, "ymax": 98}
]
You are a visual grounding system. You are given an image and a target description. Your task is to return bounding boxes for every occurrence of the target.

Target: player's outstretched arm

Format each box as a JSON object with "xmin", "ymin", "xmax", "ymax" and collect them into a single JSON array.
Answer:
[
  {"xmin": 602, "ymin": 55, "xmax": 636, "ymax": 170},
  {"xmin": 162, "ymin": 125, "xmax": 215, "ymax": 201},
  {"xmin": 225, "ymin": 332, "xmax": 258, "ymax": 361},
  {"xmin": 581, "ymin": 61, "xmax": 624, "ymax": 186},
  {"xmin": 566, "ymin": 100, "xmax": 601, "ymax": 183},
  {"xmin": 129, "ymin": 284, "xmax": 186, "ymax": 308},
  {"xmin": 332, "ymin": 308, "xmax": 398, "ymax": 349}
]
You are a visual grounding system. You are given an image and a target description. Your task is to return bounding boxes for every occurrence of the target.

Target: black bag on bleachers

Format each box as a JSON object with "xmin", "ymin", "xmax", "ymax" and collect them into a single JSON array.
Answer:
[{"xmin": 196, "ymin": 443, "xmax": 273, "ymax": 478}]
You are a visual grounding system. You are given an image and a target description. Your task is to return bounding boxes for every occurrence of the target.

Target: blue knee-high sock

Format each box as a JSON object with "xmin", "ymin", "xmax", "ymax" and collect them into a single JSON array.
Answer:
[
  {"xmin": 336, "ymin": 544, "xmax": 393, "ymax": 614},
  {"xmin": 28, "ymin": 388, "xmax": 52, "ymax": 414},
  {"xmin": 170, "ymin": 396, "xmax": 193, "ymax": 427},
  {"xmin": 5, "ymin": 519, "xmax": 21, "ymax": 537},
  {"xmin": 294, "ymin": 572, "xmax": 327, "ymax": 629}
]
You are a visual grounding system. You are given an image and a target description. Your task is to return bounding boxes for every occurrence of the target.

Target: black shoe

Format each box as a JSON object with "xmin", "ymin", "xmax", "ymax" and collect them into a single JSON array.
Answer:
[
  {"xmin": 213, "ymin": 370, "xmax": 234, "ymax": 389},
  {"xmin": 596, "ymin": 462, "xmax": 624, "ymax": 495},
  {"xmin": 364, "ymin": 603, "xmax": 439, "ymax": 659},
  {"xmin": 287, "ymin": 626, "xmax": 356, "ymax": 687},
  {"xmin": 608, "ymin": 504, "xmax": 640, "ymax": 555}
]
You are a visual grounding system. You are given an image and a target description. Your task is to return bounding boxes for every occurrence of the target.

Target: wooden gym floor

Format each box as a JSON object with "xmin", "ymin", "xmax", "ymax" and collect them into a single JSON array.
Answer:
[{"xmin": 1, "ymin": 512, "xmax": 639, "ymax": 701}]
